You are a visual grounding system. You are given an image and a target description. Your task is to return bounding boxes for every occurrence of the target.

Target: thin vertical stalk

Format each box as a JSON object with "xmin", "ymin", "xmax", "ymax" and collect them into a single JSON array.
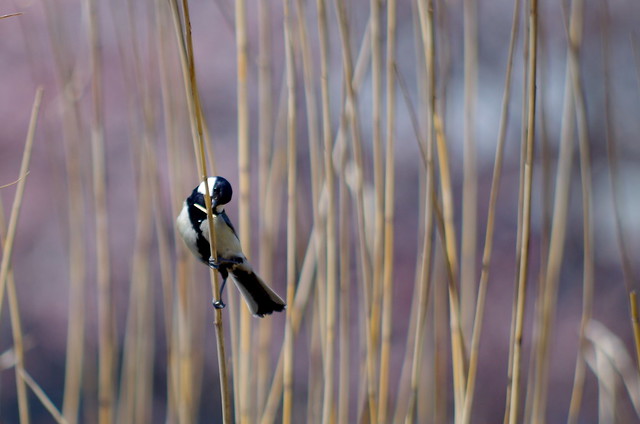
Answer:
[
  {"xmin": 282, "ymin": 0, "xmax": 297, "ymax": 420},
  {"xmin": 378, "ymin": 0, "xmax": 397, "ymax": 422},
  {"xmin": 529, "ymin": 0, "xmax": 581, "ymax": 419},
  {"xmin": 418, "ymin": 0, "xmax": 467, "ymax": 411},
  {"xmin": 405, "ymin": 181, "xmax": 435, "ymax": 424},
  {"xmin": 461, "ymin": 0, "xmax": 478, "ymax": 341},
  {"xmin": 338, "ymin": 171, "xmax": 351, "ymax": 424},
  {"xmin": 508, "ymin": 0, "xmax": 537, "ymax": 422},
  {"xmin": 0, "ymin": 89, "xmax": 41, "ymax": 424},
  {"xmin": 154, "ymin": 1, "xmax": 183, "ymax": 419},
  {"xmin": 41, "ymin": 4, "xmax": 87, "ymax": 420},
  {"xmin": 630, "ymin": 293, "xmax": 640, "ymax": 371},
  {"xmin": 401, "ymin": 67, "xmax": 436, "ymax": 422},
  {"xmin": 291, "ymin": 2, "xmax": 328, "ymax": 418},
  {"xmin": 565, "ymin": 0, "xmax": 594, "ymax": 420},
  {"xmin": 416, "ymin": 0, "xmax": 462, "ymax": 420},
  {"xmin": 85, "ymin": 1, "xmax": 115, "ymax": 421},
  {"xmin": 369, "ymin": 0, "xmax": 385, "ymax": 400},
  {"xmin": 0, "ymin": 204, "xmax": 30, "ymax": 424},
  {"xmin": 315, "ymin": 0, "xmax": 337, "ymax": 421},
  {"xmin": 260, "ymin": 228, "xmax": 318, "ymax": 424},
  {"xmin": 460, "ymin": 0, "xmax": 521, "ymax": 421},
  {"xmin": 172, "ymin": 0, "xmax": 232, "ymax": 421},
  {"xmin": 256, "ymin": 0, "xmax": 274, "ymax": 413},
  {"xmin": 333, "ymin": 2, "xmax": 377, "ymax": 421},
  {"xmin": 235, "ymin": 0, "xmax": 253, "ymax": 421}
]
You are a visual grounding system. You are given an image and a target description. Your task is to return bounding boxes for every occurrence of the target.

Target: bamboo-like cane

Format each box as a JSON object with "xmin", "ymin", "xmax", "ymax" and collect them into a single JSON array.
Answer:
[
  {"xmin": 369, "ymin": 0, "xmax": 385, "ymax": 408},
  {"xmin": 507, "ymin": 0, "xmax": 537, "ymax": 422},
  {"xmin": 333, "ymin": 2, "xmax": 377, "ymax": 421},
  {"xmin": 169, "ymin": 0, "xmax": 232, "ymax": 421},
  {"xmin": 234, "ymin": 0, "xmax": 253, "ymax": 422},
  {"xmin": 460, "ymin": 0, "xmax": 478, "ymax": 342},
  {"xmin": 528, "ymin": 1, "xmax": 580, "ymax": 420},
  {"xmin": 0, "ymin": 88, "xmax": 42, "ymax": 424},
  {"xmin": 84, "ymin": 2, "xmax": 116, "ymax": 422},
  {"xmin": 564, "ymin": 1, "xmax": 594, "ymax": 421},
  {"xmin": 309, "ymin": 0, "xmax": 338, "ymax": 422},
  {"xmin": 282, "ymin": 0, "xmax": 298, "ymax": 421},
  {"xmin": 460, "ymin": 0, "xmax": 521, "ymax": 421},
  {"xmin": 256, "ymin": 0, "xmax": 276, "ymax": 416},
  {"xmin": 378, "ymin": 1, "xmax": 397, "ymax": 422}
]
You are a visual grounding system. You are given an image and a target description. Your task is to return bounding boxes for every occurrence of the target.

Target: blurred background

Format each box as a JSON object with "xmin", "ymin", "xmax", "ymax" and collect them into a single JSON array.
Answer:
[{"xmin": 1, "ymin": 0, "xmax": 639, "ymax": 423}]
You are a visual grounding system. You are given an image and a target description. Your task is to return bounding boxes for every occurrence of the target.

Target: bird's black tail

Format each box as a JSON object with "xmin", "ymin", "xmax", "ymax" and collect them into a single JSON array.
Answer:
[{"xmin": 231, "ymin": 267, "xmax": 286, "ymax": 317}]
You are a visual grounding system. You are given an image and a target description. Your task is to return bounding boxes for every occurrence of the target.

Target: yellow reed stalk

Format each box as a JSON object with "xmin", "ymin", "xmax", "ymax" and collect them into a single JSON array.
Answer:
[
  {"xmin": 461, "ymin": 0, "xmax": 521, "ymax": 421},
  {"xmin": 0, "ymin": 89, "xmax": 40, "ymax": 424},
  {"xmin": 630, "ymin": 293, "xmax": 640, "ymax": 372},
  {"xmin": 308, "ymin": 0, "xmax": 336, "ymax": 421},
  {"xmin": 508, "ymin": 0, "xmax": 537, "ymax": 422},
  {"xmin": 0, "ymin": 85, "xmax": 41, "ymax": 349},
  {"xmin": 154, "ymin": 0, "xmax": 185, "ymax": 419},
  {"xmin": 378, "ymin": 0, "xmax": 397, "ymax": 422},
  {"xmin": 40, "ymin": 6, "xmax": 88, "ymax": 420},
  {"xmin": 85, "ymin": 1, "xmax": 116, "ymax": 421},
  {"xmin": 256, "ymin": 0, "xmax": 275, "ymax": 414},
  {"xmin": 282, "ymin": 0, "xmax": 297, "ymax": 421},
  {"xmin": 261, "ymin": 229, "xmax": 318, "ymax": 424},
  {"xmin": 528, "ymin": 1, "xmax": 581, "ymax": 419},
  {"xmin": 565, "ymin": 1, "xmax": 594, "ymax": 420},
  {"xmin": 369, "ymin": 0, "xmax": 385, "ymax": 400},
  {"xmin": 234, "ymin": 0, "xmax": 253, "ymax": 421},
  {"xmin": 170, "ymin": 0, "xmax": 232, "ymax": 421},
  {"xmin": 333, "ymin": 1, "xmax": 377, "ymax": 420},
  {"xmin": 460, "ymin": 0, "xmax": 478, "ymax": 341},
  {"xmin": 0, "ymin": 198, "xmax": 33, "ymax": 424},
  {"xmin": 292, "ymin": 5, "xmax": 328, "ymax": 419}
]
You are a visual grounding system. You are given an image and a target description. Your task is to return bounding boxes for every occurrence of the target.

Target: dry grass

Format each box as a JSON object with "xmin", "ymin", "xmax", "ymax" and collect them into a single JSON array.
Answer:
[{"xmin": 1, "ymin": 1, "xmax": 640, "ymax": 423}]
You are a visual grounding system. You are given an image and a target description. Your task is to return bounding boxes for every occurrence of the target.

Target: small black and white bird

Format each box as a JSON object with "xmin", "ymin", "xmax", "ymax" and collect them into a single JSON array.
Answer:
[{"xmin": 176, "ymin": 176, "xmax": 286, "ymax": 317}]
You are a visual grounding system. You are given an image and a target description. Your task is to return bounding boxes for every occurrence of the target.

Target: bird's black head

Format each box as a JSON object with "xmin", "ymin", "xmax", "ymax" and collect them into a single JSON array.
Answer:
[{"xmin": 187, "ymin": 176, "xmax": 233, "ymax": 220}]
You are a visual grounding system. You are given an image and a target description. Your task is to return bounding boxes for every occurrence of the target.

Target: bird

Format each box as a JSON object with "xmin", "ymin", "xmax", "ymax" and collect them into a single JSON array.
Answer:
[{"xmin": 176, "ymin": 176, "xmax": 286, "ymax": 317}]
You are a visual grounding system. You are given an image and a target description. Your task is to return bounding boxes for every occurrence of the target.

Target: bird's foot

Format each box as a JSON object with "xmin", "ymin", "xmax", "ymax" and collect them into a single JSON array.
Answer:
[
  {"xmin": 212, "ymin": 299, "xmax": 226, "ymax": 309},
  {"xmin": 208, "ymin": 257, "xmax": 242, "ymax": 269}
]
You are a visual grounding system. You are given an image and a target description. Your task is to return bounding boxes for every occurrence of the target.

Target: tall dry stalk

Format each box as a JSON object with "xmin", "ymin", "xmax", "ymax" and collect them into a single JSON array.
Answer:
[
  {"xmin": 461, "ymin": 0, "xmax": 521, "ymax": 421},
  {"xmin": 168, "ymin": 0, "xmax": 233, "ymax": 421},
  {"xmin": 0, "ymin": 85, "xmax": 40, "ymax": 325},
  {"xmin": 311, "ymin": 0, "xmax": 338, "ymax": 421},
  {"xmin": 333, "ymin": 2, "xmax": 377, "ymax": 420},
  {"xmin": 282, "ymin": 0, "xmax": 298, "ymax": 420},
  {"xmin": 234, "ymin": 0, "xmax": 253, "ymax": 422},
  {"xmin": 256, "ymin": 0, "xmax": 275, "ymax": 415},
  {"xmin": 507, "ymin": 0, "xmax": 537, "ymax": 422},
  {"xmin": 369, "ymin": 0, "xmax": 385, "ymax": 408},
  {"xmin": 0, "ymin": 87, "xmax": 42, "ymax": 424},
  {"xmin": 0, "ymin": 203, "xmax": 30, "ymax": 424},
  {"xmin": 84, "ymin": 1, "xmax": 116, "ymax": 422},
  {"xmin": 565, "ymin": 0, "xmax": 594, "ymax": 420},
  {"xmin": 528, "ymin": 1, "xmax": 582, "ymax": 420},
  {"xmin": 461, "ymin": 0, "xmax": 478, "ymax": 341},
  {"xmin": 378, "ymin": 1, "xmax": 397, "ymax": 422}
]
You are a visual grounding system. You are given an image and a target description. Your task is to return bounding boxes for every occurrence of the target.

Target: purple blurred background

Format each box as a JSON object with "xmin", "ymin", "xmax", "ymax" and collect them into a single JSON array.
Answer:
[{"xmin": 1, "ymin": 0, "xmax": 640, "ymax": 422}]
